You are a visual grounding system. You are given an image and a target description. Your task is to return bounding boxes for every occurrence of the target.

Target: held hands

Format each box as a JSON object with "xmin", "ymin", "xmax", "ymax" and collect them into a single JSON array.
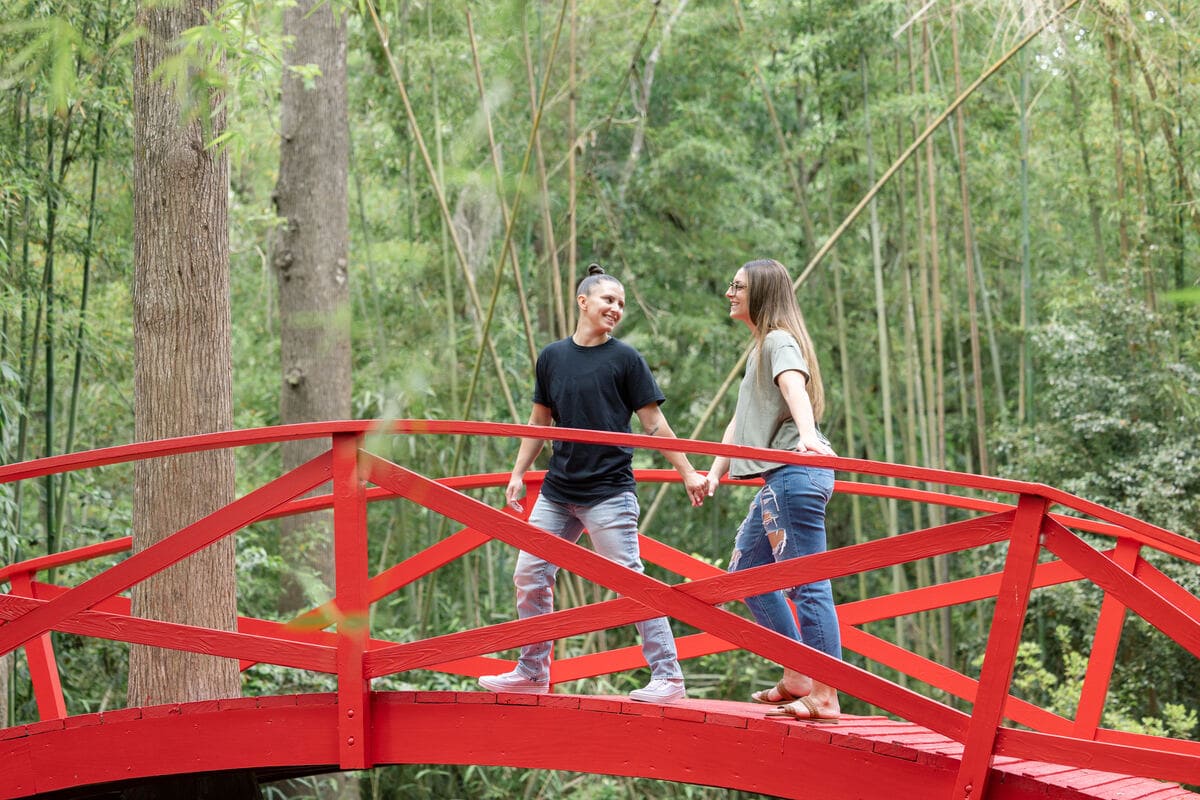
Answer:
[
  {"xmin": 703, "ymin": 472, "xmax": 721, "ymax": 498},
  {"xmin": 682, "ymin": 471, "xmax": 708, "ymax": 507}
]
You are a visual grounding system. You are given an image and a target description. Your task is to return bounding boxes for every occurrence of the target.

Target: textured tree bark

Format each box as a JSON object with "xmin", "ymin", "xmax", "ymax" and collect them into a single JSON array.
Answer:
[
  {"xmin": 129, "ymin": 0, "xmax": 255, "ymax": 796},
  {"xmin": 273, "ymin": 0, "xmax": 351, "ymax": 616}
]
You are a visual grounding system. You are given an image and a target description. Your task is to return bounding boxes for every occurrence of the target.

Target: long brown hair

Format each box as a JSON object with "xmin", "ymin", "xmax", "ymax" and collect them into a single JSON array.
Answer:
[{"xmin": 742, "ymin": 258, "xmax": 825, "ymax": 420}]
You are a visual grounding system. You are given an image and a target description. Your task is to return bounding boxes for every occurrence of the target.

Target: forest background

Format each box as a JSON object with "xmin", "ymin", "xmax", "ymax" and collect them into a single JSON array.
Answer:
[{"xmin": 2, "ymin": 0, "xmax": 1199, "ymax": 797}]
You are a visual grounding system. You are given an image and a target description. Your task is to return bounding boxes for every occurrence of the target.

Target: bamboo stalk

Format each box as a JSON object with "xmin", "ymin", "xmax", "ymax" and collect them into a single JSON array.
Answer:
[
  {"xmin": 444, "ymin": 0, "xmax": 570, "ymax": 484},
  {"xmin": 922, "ymin": 18, "xmax": 951, "ymax": 668},
  {"xmin": 1018, "ymin": 38, "xmax": 1032, "ymax": 424},
  {"xmin": 793, "ymin": 0, "xmax": 1082, "ymax": 294},
  {"xmin": 949, "ymin": 1, "xmax": 988, "ymax": 476},
  {"xmin": 730, "ymin": 0, "xmax": 816, "ymax": 251},
  {"xmin": 1123, "ymin": 51, "xmax": 1155, "ymax": 311},
  {"xmin": 833, "ymin": 257, "xmax": 866, "ymax": 602},
  {"xmin": 362, "ymin": 0, "xmax": 519, "ymax": 421},
  {"xmin": 861, "ymin": 50, "xmax": 900, "ymax": 550},
  {"xmin": 1104, "ymin": 30, "xmax": 1132, "ymax": 269},
  {"xmin": 521, "ymin": 16, "xmax": 567, "ymax": 339},
  {"xmin": 1066, "ymin": 71, "xmax": 1107, "ymax": 281},
  {"xmin": 566, "ymin": 0, "xmax": 578, "ymax": 330},
  {"xmin": 56, "ymin": 2, "xmax": 113, "ymax": 534},
  {"xmin": 465, "ymin": 10, "xmax": 538, "ymax": 368}
]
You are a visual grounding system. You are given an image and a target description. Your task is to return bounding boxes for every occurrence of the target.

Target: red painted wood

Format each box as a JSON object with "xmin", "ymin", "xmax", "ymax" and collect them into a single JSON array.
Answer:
[
  {"xmin": 1075, "ymin": 538, "xmax": 1141, "ymax": 737},
  {"xmin": 0, "ymin": 593, "xmax": 337, "ymax": 673},
  {"xmin": 4, "ymin": 693, "xmax": 1190, "ymax": 800},
  {"xmin": 333, "ymin": 433, "xmax": 369, "ymax": 770},
  {"xmin": 2, "ymin": 422, "xmax": 1198, "ymax": 798},
  {"xmin": 2, "ymin": 418, "xmax": 1197, "ymax": 562},
  {"xmin": 1096, "ymin": 727, "xmax": 1200, "ymax": 758},
  {"xmin": 274, "ymin": 525, "xmax": 491, "ymax": 648},
  {"xmin": 0, "ymin": 453, "xmax": 333, "ymax": 659},
  {"xmin": 1134, "ymin": 558, "xmax": 1200, "ymax": 622},
  {"xmin": 956, "ymin": 494, "xmax": 1050, "ymax": 800},
  {"xmin": 995, "ymin": 727, "xmax": 1200, "ymax": 788},
  {"xmin": 840, "ymin": 626, "xmax": 1075, "ymax": 736},
  {"xmin": 0, "ymin": 536, "xmax": 131, "ymax": 585},
  {"xmin": 8, "ymin": 574, "xmax": 66, "ymax": 720},
  {"xmin": 362, "ymin": 453, "xmax": 973, "ymax": 742},
  {"xmin": 1042, "ymin": 520, "xmax": 1200, "ymax": 659},
  {"xmin": 839, "ymin": 556, "xmax": 1083, "ymax": 625}
]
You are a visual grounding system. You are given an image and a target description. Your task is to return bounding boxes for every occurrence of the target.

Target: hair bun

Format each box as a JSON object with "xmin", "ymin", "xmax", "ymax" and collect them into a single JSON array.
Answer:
[{"xmin": 586, "ymin": 262, "xmax": 605, "ymax": 276}]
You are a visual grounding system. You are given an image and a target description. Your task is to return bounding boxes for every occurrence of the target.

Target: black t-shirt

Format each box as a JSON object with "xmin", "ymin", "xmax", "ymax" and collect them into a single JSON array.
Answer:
[{"xmin": 533, "ymin": 336, "xmax": 666, "ymax": 505}]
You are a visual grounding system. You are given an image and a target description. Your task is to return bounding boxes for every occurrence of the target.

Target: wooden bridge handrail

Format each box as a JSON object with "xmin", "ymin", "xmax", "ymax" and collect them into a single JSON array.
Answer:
[{"xmin": 1, "ymin": 420, "xmax": 1195, "ymax": 563}]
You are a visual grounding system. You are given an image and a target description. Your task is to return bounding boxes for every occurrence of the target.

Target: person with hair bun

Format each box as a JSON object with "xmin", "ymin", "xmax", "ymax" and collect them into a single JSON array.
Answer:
[
  {"xmin": 704, "ymin": 258, "xmax": 842, "ymax": 722},
  {"xmin": 479, "ymin": 263, "xmax": 707, "ymax": 703}
]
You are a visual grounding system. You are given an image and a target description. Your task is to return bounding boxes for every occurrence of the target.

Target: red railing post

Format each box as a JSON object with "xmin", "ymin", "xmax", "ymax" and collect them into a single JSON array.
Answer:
[
  {"xmin": 9, "ymin": 571, "xmax": 67, "ymax": 720},
  {"xmin": 1073, "ymin": 537, "xmax": 1139, "ymax": 737},
  {"xmin": 953, "ymin": 493, "xmax": 1049, "ymax": 800},
  {"xmin": 333, "ymin": 432, "xmax": 370, "ymax": 769}
]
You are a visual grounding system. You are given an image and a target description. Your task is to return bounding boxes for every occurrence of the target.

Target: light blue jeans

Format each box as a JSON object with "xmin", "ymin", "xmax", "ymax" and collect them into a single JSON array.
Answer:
[
  {"xmin": 728, "ymin": 464, "xmax": 842, "ymax": 660},
  {"xmin": 512, "ymin": 491, "xmax": 683, "ymax": 682}
]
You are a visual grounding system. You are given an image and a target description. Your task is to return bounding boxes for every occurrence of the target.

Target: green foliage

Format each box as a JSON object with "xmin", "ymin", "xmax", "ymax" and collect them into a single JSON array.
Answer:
[{"xmin": 996, "ymin": 284, "xmax": 1200, "ymax": 534}]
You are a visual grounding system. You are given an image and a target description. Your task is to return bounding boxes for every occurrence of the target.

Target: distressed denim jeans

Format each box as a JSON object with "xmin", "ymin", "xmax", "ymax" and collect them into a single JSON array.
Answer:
[
  {"xmin": 728, "ymin": 464, "xmax": 842, "ymax": 659},
  {"xmin": 512, "ymin": 491, "xmax": 683, "ymax": 682}
]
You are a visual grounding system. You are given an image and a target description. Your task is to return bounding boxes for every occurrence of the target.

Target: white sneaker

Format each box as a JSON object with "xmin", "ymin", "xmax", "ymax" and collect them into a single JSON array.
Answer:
[
  {"xmin": 478, "ymin": 669, "xmax": 549, "ymax": 694},
  {"xmin": 629, "ymin": 678, "xmax": 686, "ymax": 703}
]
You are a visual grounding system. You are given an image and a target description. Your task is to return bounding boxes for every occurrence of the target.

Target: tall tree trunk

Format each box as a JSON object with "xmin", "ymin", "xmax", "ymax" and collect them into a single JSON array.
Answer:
[
  {"xmin": 273, "ymin": 0, "xmax": 351, "ymax": 616},
  {"xmin": 129, "ymin": 0, "xmax": 257, "ymax": 794}
]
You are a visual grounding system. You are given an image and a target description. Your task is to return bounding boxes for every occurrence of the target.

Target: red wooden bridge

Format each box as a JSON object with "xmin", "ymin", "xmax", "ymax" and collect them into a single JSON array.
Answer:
[{"xmin": 1, "ymin": 420, "xmax": 1198, "ymax": 799}]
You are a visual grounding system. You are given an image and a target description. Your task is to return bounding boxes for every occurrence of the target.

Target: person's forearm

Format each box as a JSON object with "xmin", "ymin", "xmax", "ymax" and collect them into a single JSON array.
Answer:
[
  {"xmin": 708, "ymin": 419, "xmax": 736, "ymax": 478},
  {"xmin": 780, "ymin": 378, "xmax": 819, "ymax": 439},
  {"xmin": 510, "ymin": 437, "xmax": 545, "ymax": 478},
  {"xmin": 645, "ymin": 417, "xmax": 699, "ymax": 478}
]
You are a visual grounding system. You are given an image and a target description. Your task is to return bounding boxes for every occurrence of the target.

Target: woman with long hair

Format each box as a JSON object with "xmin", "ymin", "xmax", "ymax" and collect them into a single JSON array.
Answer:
[{"xmin": 704, "ymin": 258, "xmax": 841, "ymax": 722}]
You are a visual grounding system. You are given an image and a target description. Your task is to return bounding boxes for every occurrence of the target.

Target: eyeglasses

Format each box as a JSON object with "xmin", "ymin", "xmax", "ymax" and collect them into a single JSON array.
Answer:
[{"xmin": 728, "ymin": 280, "xmax": 747, "ymax": 292}]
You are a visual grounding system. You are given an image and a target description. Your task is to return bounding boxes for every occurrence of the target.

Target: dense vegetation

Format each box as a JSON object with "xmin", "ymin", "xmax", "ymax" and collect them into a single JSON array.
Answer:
[{"xmin": 2, "ymin": 0, "xmax": 1198, "ymax": 797}]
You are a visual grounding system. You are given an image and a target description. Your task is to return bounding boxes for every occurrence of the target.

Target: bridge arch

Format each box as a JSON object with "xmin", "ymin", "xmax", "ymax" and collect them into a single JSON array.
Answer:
[{"xmin": 1, "ymin": 420, "xmax": 1198, "ymax": 799}]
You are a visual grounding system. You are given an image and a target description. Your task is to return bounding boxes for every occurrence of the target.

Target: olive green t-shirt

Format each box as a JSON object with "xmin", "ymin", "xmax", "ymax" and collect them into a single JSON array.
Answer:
[{"xmin": 729, "ymin": 329, "xmax": 830, "ymax": 479}]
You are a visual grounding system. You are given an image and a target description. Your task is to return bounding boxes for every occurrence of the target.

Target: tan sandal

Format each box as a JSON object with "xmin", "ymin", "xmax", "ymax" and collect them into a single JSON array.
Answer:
[
  {"xmin": 765, "ymin": 695, "xmax": 840, "ymax": 723},
  {"xmin": 750, "ymin": 680, "xmax": 804, "ymax": 704}
]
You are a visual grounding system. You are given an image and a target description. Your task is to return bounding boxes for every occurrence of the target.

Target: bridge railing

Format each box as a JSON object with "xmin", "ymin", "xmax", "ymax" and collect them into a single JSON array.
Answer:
[{"xmin": 1, "ymin": 420, "xmax": 1198, "ymax": 794}]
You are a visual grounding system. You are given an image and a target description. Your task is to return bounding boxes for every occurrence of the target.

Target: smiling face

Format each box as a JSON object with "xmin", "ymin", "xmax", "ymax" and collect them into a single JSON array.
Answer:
[
  {"xmin": 726, "ymin": 268, "xmax": 751, "ymax": 326},
  {"xmin": 578, "ymin": 279, "xmax": 625, "ymax": 336}
]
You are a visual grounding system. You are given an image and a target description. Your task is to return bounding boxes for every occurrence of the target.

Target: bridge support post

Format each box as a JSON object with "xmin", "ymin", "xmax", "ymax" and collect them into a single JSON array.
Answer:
[
  {"xmin": 9, "ymin": 573, "xmax": 67, "ymax": 720},
  {"xmin": 1073, "ymin": 537, "xmax": 1139, "ymax": 737},
  {"xmin": 953, "ymin": 493, "xmax": 1048, "ymax": 800},
  {"xmin": 333, "ymin": 432, "xmax": 370, "ymax": 770}
]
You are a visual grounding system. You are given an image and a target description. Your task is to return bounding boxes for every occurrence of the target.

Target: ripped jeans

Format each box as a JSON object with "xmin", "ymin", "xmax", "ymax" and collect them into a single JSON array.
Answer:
[{"xmin": 728, "ymin": 464, "xmax": 841, "ymax": 660}]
